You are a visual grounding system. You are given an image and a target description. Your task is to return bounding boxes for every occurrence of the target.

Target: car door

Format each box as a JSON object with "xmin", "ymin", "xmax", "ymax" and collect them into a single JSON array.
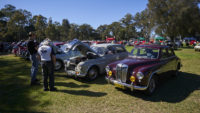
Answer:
[
  {"xmin": 113, "ymin": 45, "xmax": 128, "ymax": 60},
  {"xmin": 106, "ymin": 46, "xmax": 119, "ymax": 62},
  {"xmin": 158, "ymin": 48, "xmax": 171, "ymax": 76},
  {"xmin": 167, "ymin": 48, "xmax": 177, "ymax": 72}
]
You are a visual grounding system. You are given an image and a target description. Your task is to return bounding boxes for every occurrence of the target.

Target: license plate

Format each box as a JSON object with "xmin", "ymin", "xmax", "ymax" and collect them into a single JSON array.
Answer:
[{"xmin": 114, "ymin": 83, "xmax": 125, "ymax": 89}]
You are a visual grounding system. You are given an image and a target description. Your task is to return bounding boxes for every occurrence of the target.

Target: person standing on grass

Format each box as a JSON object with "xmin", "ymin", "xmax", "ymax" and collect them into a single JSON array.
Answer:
[
  {"xmin": 27, "ymin": 32, "xmax": 40, "ymax": 85},
  {"xmin": 38, "ymin": 40, "xmax": 57, "ymax": 91}
]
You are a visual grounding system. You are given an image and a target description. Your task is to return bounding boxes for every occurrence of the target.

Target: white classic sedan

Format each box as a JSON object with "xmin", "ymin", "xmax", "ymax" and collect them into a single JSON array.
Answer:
[{"xmin": 194, "ymin": 43, "xmax": 200, "ymax": 51}]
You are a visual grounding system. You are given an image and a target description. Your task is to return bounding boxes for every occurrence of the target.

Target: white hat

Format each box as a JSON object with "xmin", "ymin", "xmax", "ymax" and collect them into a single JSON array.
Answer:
[{"xmin": 43, "ymin": 40, "xmax": 50, "ymax": 46}]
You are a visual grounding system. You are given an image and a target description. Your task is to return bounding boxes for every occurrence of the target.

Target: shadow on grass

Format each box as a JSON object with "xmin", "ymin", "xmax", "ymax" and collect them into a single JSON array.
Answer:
[
  {"xmin": 0, "ymin": 56, "xmax": 44, "ymax": 113},
  {"xmin": 55, "ymin": 82, "xmax": 90, "ymax": 88},
  {"xmin": 120, "ymin": 71, "xmax": 200, "ymax": 103},
  {"xmin": 0, "ymin": 52, "xmax": 11, "ymax": 55},
  {"xmin": 59, "ymin": 89, "xmax": 107, "ymax": 97},
  {"xmin": 55, "ymin": 73, "xmax": 107, "ymax": 85},
  {"xmin": 75, "ymin": 75, "xmax": 107, "ymax": 85}
]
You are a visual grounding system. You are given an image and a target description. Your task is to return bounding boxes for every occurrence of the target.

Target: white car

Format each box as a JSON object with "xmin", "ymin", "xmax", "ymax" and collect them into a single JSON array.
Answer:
[{"xmin": 194, "ymin": 43, "xmax": 200, "ymax": 51}]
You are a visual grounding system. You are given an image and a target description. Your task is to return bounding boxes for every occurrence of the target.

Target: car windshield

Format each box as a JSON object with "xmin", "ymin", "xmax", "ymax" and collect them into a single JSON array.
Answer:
[
  {"xmin": 130, "ymin": 48, "xmax": 159, "ymax": 59},
  {"xmin": 91, "ymin": 46, "xmax": 107, "ymax": 56},
  {"xmin": 60, "ymin": 44, "xmax": 71, "ymax": 52}
]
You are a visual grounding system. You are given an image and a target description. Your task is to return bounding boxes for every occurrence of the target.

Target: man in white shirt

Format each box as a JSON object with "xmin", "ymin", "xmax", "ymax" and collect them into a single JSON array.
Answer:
[{"xmin": 38, "ymin": 40, "xmax": 57, "ymax": 91}]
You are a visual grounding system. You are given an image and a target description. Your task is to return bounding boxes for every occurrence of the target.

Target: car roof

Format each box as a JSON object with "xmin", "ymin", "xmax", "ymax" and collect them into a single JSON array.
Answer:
[
  {"xmin": 136, "ymin": 44, "xmax": 170, "ymax": 49},
  {"xmin": 91, "ymin": 43, "xmax": 122, "ymax": 47}
]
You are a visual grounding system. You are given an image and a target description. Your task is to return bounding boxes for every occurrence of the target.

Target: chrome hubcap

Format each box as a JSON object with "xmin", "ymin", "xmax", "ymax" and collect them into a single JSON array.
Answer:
[
  {"xmin": 88, "ymin": 69, "xmax": 97, "ymax": 79},
  {"xmin": 55, "ymin": 61, "xmax": 61, "ymax": 70}
]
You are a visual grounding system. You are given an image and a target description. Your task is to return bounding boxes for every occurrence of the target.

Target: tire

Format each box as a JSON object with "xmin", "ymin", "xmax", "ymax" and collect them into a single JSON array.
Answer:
[
  {"xmin": 87, "ymin": 67, "xmax": 99, "ymax": 81},
  {"xmin": 145, "ymin": 76, "xmax": 156, "ymax": 95},
  {"xmin": 54, "ymin": 60, "xmax": 63, "ymax": 71}
]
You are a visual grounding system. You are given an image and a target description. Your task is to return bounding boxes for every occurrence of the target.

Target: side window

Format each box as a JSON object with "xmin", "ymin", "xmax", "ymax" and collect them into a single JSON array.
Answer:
[
  {"xmin": 115, "ymin": 46, "xmax": 126, "ymax": 53},
  {"xmin": 168, "ymin": 49, "xmax": 175, "ymax": 57},
  {"xmin": 161, "ymin": 48, "xmax": 168, "ymax": 59},
  {"xmin": 107, "ymin": 46, "xmax": 116, "ymax": 54}
]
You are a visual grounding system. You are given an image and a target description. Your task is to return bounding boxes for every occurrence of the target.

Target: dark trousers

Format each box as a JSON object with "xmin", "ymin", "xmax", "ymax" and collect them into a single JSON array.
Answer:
[{"xmin": 41, "ymin": 61, "xmax": 54, "ymax": 89}]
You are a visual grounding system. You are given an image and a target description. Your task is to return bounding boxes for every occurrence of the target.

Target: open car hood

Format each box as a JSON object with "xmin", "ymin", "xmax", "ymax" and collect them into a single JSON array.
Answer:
[{"xmin": 68, "ymin": 39, "xmax": 99, "ymax": 56}]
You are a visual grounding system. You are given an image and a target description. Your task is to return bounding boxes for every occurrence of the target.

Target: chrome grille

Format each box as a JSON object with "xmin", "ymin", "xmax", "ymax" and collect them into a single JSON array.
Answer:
[{"xmin": 116, "ymin": 63, "xmax": 128, "ymax": 83}]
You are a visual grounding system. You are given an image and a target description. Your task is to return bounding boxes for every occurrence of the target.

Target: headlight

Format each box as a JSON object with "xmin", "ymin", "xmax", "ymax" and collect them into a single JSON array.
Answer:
[
  {"xmin": 130, "ymin": 76, "xmax": 135, "ymax": 82},
  {"xmin": 108, "ymin": 71, "xmax": 112, "ymax": 77},
  {"xmin": 105, "ymin": 66, "xmax": 110, "ymax": 73},
  {"xmin": 64, "ymin": 59, "xmax": 70, "ymax": 67},
  {"xmin": 136, "ymin": 72, "xmax": 144, "ymax": 80}
]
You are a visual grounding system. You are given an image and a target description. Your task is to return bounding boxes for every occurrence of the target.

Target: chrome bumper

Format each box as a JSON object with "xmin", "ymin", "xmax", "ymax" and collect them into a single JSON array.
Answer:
[
  {"xmin": 65, "ymin": 69, "xmax": 86, "ymax": 77},
  {"xmin": 105, "ymin": 77, "xmax": 147, "ymax": 91}
]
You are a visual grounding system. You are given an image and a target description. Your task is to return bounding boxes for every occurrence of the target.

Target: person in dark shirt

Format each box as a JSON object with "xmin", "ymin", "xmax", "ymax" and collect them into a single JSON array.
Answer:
[{"xmin": 27, "ymin": 32, "xmax": 39, "ymax": 85}]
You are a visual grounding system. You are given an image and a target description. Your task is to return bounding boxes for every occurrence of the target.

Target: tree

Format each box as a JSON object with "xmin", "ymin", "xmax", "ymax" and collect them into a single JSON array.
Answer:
[
  {"xmin": 134, "ymin": 9, "xmax": 152, "ymax": 39},
  {"xmin": 34, "ymin": 15, "xmax": 47, "ymax": 41},
  {"xmin": 120, "ymin": 13, "xmax": 134, "ymax": 27},
  {"xmin": 1, "ymin": 4, "xmax": 16, "ymax": 22},
  {"xmin": 5, "ymin": 9, "xmax": 32, "ymax": 41},
  {"xmin": 108, "ymin": 22, "xmax": 124, "ymax": 41},
  {"xmin": 60, "ymin": 19, "xmax": 70, "ymax": 41},
  {"xmin": 45, "ymin": 17, "xmax": 60, "ymax": 40},
  {"xmin": 68, "ymin": 23, "xmax": 79, "ymax": 40},
  {"xmin": 96, "ymin": 24, "xmax": 110, "ymax": 40},
  {"xmin": 148, "ymin": 0, "xmax": 200, "ymax": 40},
  {"xmin": 120, "ymin": 14, "xmax": 137, "ymax": 40},
  {"xmin": 79, "ymin": 24, "xmax": 94, "ymax": 40}
]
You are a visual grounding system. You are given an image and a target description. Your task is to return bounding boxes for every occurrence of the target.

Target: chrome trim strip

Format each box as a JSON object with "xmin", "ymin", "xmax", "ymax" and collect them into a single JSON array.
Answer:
[
  {"xmin": 65, "ymin": 70, "xmax": 87, "ymax": 77},
  {"xmin": 116, "ymin": 63, "xmax": 128, "ymax": 83},
  {"xmin": 105, "ymin": 77, "xmax": 147, "ymax": 91},
  {"xmin": 146, "ymin": 70, "xmax": 160, "ymax": 88}
]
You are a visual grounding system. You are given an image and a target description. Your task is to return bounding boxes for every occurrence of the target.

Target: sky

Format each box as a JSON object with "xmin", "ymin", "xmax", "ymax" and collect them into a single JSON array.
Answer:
[{"xmin": 0, "ymin": 0, "xmax": 148, "ymax": 29}]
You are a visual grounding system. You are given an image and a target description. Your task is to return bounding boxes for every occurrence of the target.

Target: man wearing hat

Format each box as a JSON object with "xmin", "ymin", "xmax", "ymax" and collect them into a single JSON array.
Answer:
[
  {"xmin": 38, "ymin": 40, "xmax": 57, "ymax": 91},
  {"xmin": 27, "ymin": 32, "xmax": 39, "ymax": 85}
]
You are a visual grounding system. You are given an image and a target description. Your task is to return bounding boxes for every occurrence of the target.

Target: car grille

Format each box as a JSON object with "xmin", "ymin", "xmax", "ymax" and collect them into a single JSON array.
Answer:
[{"xmin": 116, "ymin": 63, "xmax": 128, "ymax": 83}]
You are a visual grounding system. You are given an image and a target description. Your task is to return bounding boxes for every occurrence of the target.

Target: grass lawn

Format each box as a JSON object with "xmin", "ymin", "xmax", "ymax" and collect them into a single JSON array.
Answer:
[{"xmin": 0, "ymin": 47, "xmax": 200, "ymax": 113}]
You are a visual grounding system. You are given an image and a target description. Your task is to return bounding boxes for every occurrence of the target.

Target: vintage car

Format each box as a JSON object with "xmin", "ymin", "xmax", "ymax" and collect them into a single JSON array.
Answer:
[
  {"xmin": 64, "ymin": 39, "xmax": 129, "ymax": 80},
  {"xmin": 194, "ymin": 43, "xmax": 200, "ymax": 51},
  {"xmin": 39, "ymin": 41, "xmax": 70, "ymax": 71},
  {"xmin": 105, "ymin": 45, "xmax": 181, "ymax": 95}
]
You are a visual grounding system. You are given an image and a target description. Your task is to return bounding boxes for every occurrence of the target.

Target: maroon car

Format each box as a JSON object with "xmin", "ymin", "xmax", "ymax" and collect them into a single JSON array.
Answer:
[{"xmin": 105, "ymin": 45, "xmax": 181, "ymax": 95}]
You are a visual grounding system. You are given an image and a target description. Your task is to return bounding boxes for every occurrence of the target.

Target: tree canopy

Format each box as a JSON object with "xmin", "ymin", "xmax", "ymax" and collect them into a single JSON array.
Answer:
[{"xmin": 0, "ymin": 2, "xmax": 200, "ymax": 42}]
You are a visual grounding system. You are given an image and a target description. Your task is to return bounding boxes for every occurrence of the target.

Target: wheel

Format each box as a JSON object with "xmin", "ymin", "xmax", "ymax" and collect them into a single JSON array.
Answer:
[
  {"xmin": 54, "ymin": 60, "xmax": 63, "ymax": 71},
  {"xmin": 87, "ymin": 67, "xmax": 99, "ymax": 81},
  {"xmin": 145, "ymin": 76, "xmax": 156, "ymax": 95}
]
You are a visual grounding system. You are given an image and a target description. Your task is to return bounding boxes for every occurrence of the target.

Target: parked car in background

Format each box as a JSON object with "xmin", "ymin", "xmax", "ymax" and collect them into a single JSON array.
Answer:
[
  {"xmin": 82, "ymin": 40, "xmax": 92, "ymax": 46},
  {"xmin": 105, "ymin": 45, "xmax": 181, "ymax": 95},
  {"xmin": 54, "ymin": 42, "xmax": 65, "ymax": 48},
  {"xmin": 194, "ymin": 43, "xmax": 200, "ymax": 51},
  {"xmin": 64, "ymin": 39, "xmax": 129, "ymax": 80},
  {"xmin": 166, "ymin": 40, "xmax": 178, "ymax": 50}
]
